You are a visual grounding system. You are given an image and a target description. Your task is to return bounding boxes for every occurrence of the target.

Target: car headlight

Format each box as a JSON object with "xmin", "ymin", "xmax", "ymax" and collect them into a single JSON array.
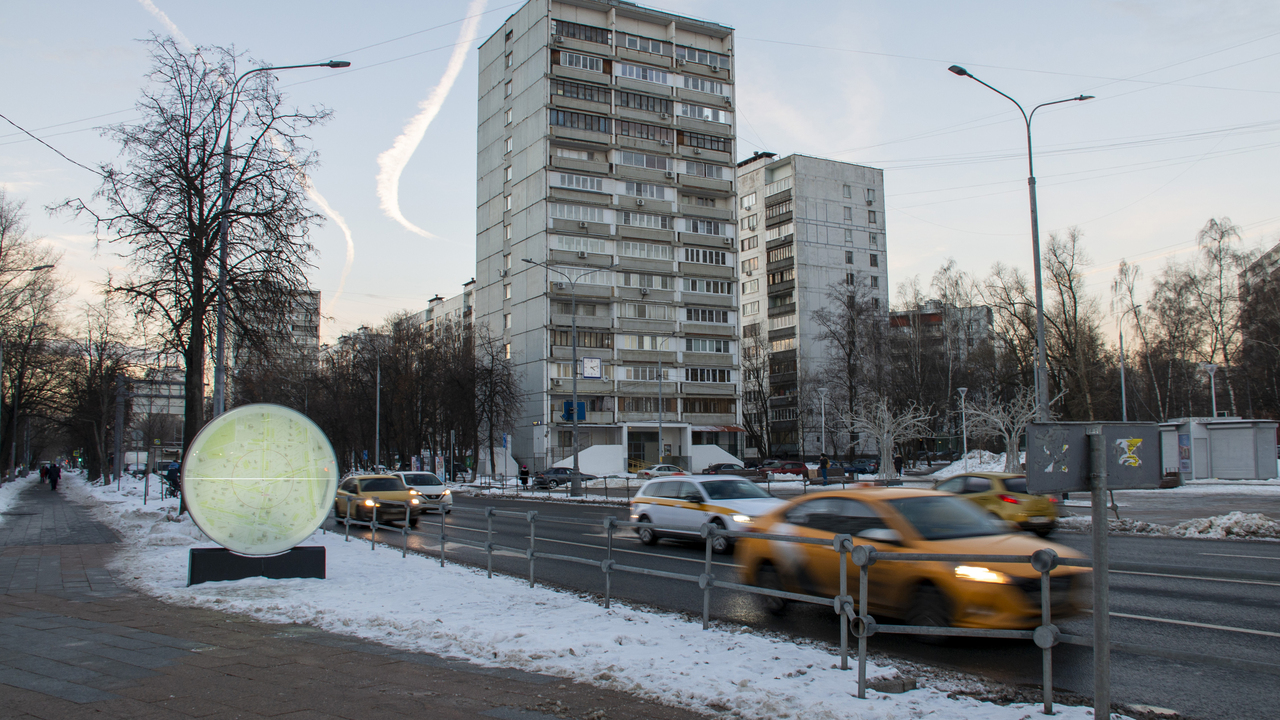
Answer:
[
  {"xmin": 410, "ymin": 498, "xmax": 419, "ymax": 505},
  {"xmin": 731, "ymin": 514, "xmax": 752, "ymax": 524},
  {"xmin": 363, "ymin": 499, "xmax": 375, "ymax": 507},
  {"xmin": 441, "ymin": 489, "xmax": 451, "ymax": 497},
  {"xmin": 408, "ymin": 489, "xmax": 419, "ymax": 495},
  {"xmin": 955, "ymin": 565, "xmax": 1012, "ymax": 584}
]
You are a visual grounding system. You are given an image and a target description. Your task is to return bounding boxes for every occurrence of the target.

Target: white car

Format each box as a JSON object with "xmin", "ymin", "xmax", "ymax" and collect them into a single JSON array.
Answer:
[
  {"xmin": 629, "ymin": 476, "xmax": 787, "ymax": 554},
  {"xmin": 637, "ymin": 464, "xmax": 687, "ymax": 479},
  {"xmin": 393, "ymin": 471, "xmax": 453, "ymax": 514}
]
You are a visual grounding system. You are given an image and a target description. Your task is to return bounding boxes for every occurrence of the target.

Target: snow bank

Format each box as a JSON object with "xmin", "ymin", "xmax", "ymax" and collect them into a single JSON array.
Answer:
[
  {"xmin": 0, "ymin": 475, "xmax": 38, "ymax": 526},
  {"xmin": 928, "ymin": 451, "xmax": 1021, "ymax": 478},
  {"xmin": 68, "ymin": 473, "xmax": 1115, "ymax": 720},
  {"xmin": 1059, "ymin": 511, "xmax": 1280, "ymax": 541}
]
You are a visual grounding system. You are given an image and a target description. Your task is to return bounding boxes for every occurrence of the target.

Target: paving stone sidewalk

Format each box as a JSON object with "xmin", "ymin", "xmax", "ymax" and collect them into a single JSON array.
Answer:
[{"xmin": 0, "ymin": 482, "xmax": 708, "ymax": 719}]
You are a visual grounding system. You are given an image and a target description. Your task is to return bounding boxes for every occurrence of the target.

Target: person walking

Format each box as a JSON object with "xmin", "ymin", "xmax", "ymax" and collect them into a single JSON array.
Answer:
[
  {"xmin": 40, "ymin": 465, "xmax": 48, "ymax": 484},
  {"xmin": 893, "ymin": 454, "xmax": 904, "ymax": 478},
  {"xmin": 48, "ymin": 464, "xmax": 61, "ymax": 492},
  {"xmin": 818, "ymin": 453, "xmax": 830, "ymax": 486}
]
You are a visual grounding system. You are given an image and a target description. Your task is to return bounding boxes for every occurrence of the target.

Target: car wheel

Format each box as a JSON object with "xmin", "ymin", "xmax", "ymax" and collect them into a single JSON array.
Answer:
[
  {"xmin": 549, "ymin": 480, "xmax": 560, "ymax": 489},
  {"xmin": 637, "ymin": 515, "xmax": 658, "ymax": 546},
  {"xmin": 408, "ymin": 515, "xmax": 419, "ymax": 528},
  {"xmin": 1033, "ymin": 527, "xmax": 1053, "ymax": 538},
  {"xmin": 709, "ymin": 518, "xmax": 732, "ymax": 555},
  {"xmin": 907, "ymin": 584, "xmax": 952, "ymax": 644},
  {"xmin": 754, "ymin": 562, "xmax": 788, "ymax": 616}
]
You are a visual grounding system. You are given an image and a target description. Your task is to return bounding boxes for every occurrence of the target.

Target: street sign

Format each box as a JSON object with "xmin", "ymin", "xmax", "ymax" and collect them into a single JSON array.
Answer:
[
  {"xmin": 1026, "ymin": 422, "xmax": 1163, "ymax": 494},
  {"xmin": 582, "ymin": 357, "xmax": 602, "ymax": 379},
  {"xmin": 562, "ymin": 401, "xmax": 586, "ymax": 422}
]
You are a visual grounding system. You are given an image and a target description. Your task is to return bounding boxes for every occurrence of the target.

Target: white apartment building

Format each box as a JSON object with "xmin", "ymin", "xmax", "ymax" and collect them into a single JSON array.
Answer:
[
  {"xmin": 735, "ymin": 153, "xmax": 889, "ymax": 459},
  {"xmin": 475, "ymin": 0, "xmax": 743, "ymax": 474}
]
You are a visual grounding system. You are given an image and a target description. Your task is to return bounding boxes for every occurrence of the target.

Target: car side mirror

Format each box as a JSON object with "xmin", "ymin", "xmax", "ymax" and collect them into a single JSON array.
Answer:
[
  {"xmin": 856, "ymin": 528, "xmax": 902, "ymax": 545},
  {"xmin": 684, "ymin": 494, "xmax": 703, "ymax": 504}
]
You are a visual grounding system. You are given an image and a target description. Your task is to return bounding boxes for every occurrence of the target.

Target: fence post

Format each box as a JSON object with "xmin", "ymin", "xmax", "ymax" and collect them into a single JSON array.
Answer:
[
  {"xmin": 835, "ymin": 534, "xmax": 852, "ymax": 671},
  {"xmin": 439, "ymin": 503, "xmax": 447, "ymax": 567},
  {"xmin": 1032, "ymin": 548, "xmax": 1060, "ymax": 716},
  {"xmin": 700, "ymin": 523, "xmax": 714, "ymax": 630},
  {"xmin": 850, "ymin": 544, "xmax": 877, "ymax": 700},
  {"xmin": 485, "ymin": 507, "xmax": 495, "ymax": 579},
  {"xmin": 1088, "ymin": 426, "xmax": 1111, "ymax": 719},
  {"xmin": 527, "ymin": 510, "xmax": 538, "ymax": 587},
  {"xmin": 344, "ymin": 499, "xmax": 351, "ymax": 542},
  {"xmin": 401, "ymin": 504, "xmax": 408, "ymax": 559},
  {"xmin": 370, "ymin": 499, "xmax": 378, "ymax": 551},
  {"xmin": 603, "ymin": 515, "xmax": 615, "ymax": 609}
]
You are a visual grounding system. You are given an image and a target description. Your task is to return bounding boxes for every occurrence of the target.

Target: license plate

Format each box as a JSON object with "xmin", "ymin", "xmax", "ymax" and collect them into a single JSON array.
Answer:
[{"xmin": 1029, "ymin": 516, "xmax": 1049, "ymax": 524}]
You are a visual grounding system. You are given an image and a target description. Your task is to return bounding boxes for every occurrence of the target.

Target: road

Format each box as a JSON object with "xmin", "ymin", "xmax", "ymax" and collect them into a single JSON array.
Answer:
[{"xmin": 323, "ymin": 495, "xmax": 1280, "ymax": 720}]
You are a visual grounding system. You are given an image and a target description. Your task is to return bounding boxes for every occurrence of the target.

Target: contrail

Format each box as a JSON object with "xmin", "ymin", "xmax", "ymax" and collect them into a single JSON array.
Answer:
[
  {"xmin": 137, "ymin": 0, "xmax": 194, "ymax": 51},
  {"xmin": 376, "ymin": 0, "xmax": 486, "ymax": 240}
]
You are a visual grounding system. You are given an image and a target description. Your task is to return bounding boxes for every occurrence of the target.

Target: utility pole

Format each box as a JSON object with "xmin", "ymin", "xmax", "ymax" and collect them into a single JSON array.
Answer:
[
  {"xmin": 114, "ymin": 376, "xmax": 125, "ymax": 490},
  {"xmin": 958, "ymin": 387, "xmax": 968, "ymax": 472},
  {"xmin": 657, "ymin": 358, "xmax": 663, "ymax": 464}
]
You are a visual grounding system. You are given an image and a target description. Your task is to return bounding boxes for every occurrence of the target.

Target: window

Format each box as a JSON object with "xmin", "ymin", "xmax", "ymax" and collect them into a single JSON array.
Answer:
[
  {"xmin": 622, "ymin": 303, "xmax": 671, "ymax": 320},
  {"xmin": 505, "ymin": 109, "xmax": 513, "ymax": 125},
  {"xmin": 770, "ymin": 336, "xmax": 795, "ymax": 352},
  {"xmin": 551, "ymin": 79, "xmax": 610, "ymax": 103},
  {"xmin": 740, "ymin": 214, "xmax": 758, "ymax": 231},
  {"xmin": 549, "ymin": 203, "xmax": 605, "ymax": 223},
  {"xmin": 741, "ymin": 257, "xmax": 759, "ymax": 273},
  {"xmin": 622, "ymin": 396, "xmax": 677, "ymax": 413},
  {"xmin": 684, "ymin": 397, "xmax": 736, "ymax": 414},
  {"xmin": 683, "ymin": 161, "xmax": 727, "ymax": 180},
  {"xmin": 619, "ymin": 211, "xmax": 672, "ymax": 230},
  {"xmin": 845, "ymin": 251, "xmax": 854, "ymax": 264},
  {"xmin": 679, "ymin": 103, "xmax": 731, "ymax": 124},
  {"xmin": 555, "ymin": 235, "xmax": 608, "ymax": 254},
  {"xmin": 768, "ymin": 267, "xmax": 795, "ymax": 285},
  {"xmin": 766, "ymin": 243, "xmax": 794, "ymax": 263},
  {"xmin": 768, "ymin": 292, "xmax": 793, "ymax": 308},
  {"xmin": 554, "ymin": 173, "xmax": 605, "ymax": 192},
  {"xmin": 555, "ymin": 302, "xmax": 596, "ymax": 316},
  {"xmin": 682, "ymin": 194, "xmax": 716, "ymax": 207},
  {"xmin": 504, "ymin": 166, "xmax": 512, "ymax": 182},
  {"xmin": 504, "ymin": 313, "xmax": 511, "ymax": 329},
  {"xmin": 621, "ymin": 365, "xmax": 665, "ymax": 381},
  {"xmin": 675, "ymin": 46, "xmax": 730, "ymax": 69},
  {"xmin": 623, "ymin": 181, "xmax": 669, "ymax": 199},
  {"xmin": 844, "ymin": 228, "xmax": 853, "ymax": 243},
  {"xmin": 685, "ymin": 337, "xmax": 731, "ymax": 353},
  {"xmin": 619, "ymin": 33, "xmax": 663, "ymax": 54},
  {"xmin": 766, "ymin": 223, "xmax": 794, "ymax": 241},
  {"xmin": 619, "ymin": 241, "xmax": 673, "ymax": 260},
  {"xmin": 868, "ymin": 210, "xmax": 878, "ymax": 224},
  {"xmin": 617, "ymin": 150, "xmax": 673, "ymax": 171},
  {"xmin": 617, "ymin": 62, "xmax": 668, "ymax": 84},
  {"xmin": 504, "ymin": 254, "xmax": 511, "ymax": 269},
  {"xmin": 557, "ymin": 51, "xmax": 605, "ymax": 73},
  {"xmin": 504, "ymin": 29, "xmax": 513, "ymax": 43},
  {"xmin": 869, "ymin": 232, "xmax": 879, "ymax": 247},
  {"xmin": 740, "ymin": 235, "xmax": 758, "ymax": 251},
  {"xmin": 766, "ymin": 199, "xmax": 793, "ymax": 220},
  {"xmin": 619, "ymin": 272, "xmax": 673, "ymax": 289},
  {"xmin": 769, "ymin": 313, "xmax": 797, "ymax": 330},
  {"xmin": 686, "ymin": 367, "xmax": 731, "ymax": 383},
  {"xmin": 843, "ymin": 184, "xmax": 852, "ymax": 199},
  {"xmin": 873, "ymin": 297, "xmax": 880, "ymax": 309},
  {"xmin": 551, "ymin": 266, "xmax": 610, "ymax": 285},
  {"xmin": 843, "ymin": 206, "xmax": 853, "ymax": 222},
  {"xmin": 504, "ymin": 225, "xmax": 512, "ymax": 240},
  {"xmin": 504, "ymin": 343, "xmax": 511, "ymax": 359},
  {"xmin": 846, "ymin": 272, "xmax": 857, "ymax": 285},
  {"xmin": 682, "ymin": 277, "xmax": 733, "ymax": 295},
  {"xmin": 686, "ymin": 307, "xmax": 729, "ymax": 323},
  {"xmin": 506, "ymin": 53, "xmax": 513, "ymax": 69},
  {"xmin": 743, "ymin": 300, "xmax": 760, "ymax": 315},
  {"xmin": 549, "ymin": 109, "xmax": 610, "ymax": 133},
  {"xmin": 551, "ymin": 19, "xmax": 610, "ymax": 44},
  {"xmin": 683, "ymin": 248, "xmax": 726, "ymax": 265},
  {"xmin": 616, "ymin": 120, "xmax": 673, "ymax": 143},
  {"xmin": 618, "ymin": 335, "xmax": 671, "ymax": 351},
  {"xmin": 504, "ymin": 285, "xmax": 511, "ymax": 299},
  {"xmin": 865, "ymin": 188, "xmax": 876, "ymax": 204},
  {"xmin": 679, "ymin": 131, "xmax": 731, "ymax": 153},
  {"xmin": 741, "ymin": 279, "xmax": 759, "ymax": 294},
  {"xmin": 505, "ymin": 80, "xmax": 512, "ymax": 97},
  {"xmin": 552, "ymin": 330, "xmax": 611, "ymax": 348},
  {"xmin": 682, "ymin": 75, "xmax": 724, "ymax": 95},
  {"xmin": 685, "ymin": 218, "xmax": 726, "ymax": 236},
  {"xmin": 870, "ymin": 253, "xmax": 879, "ymax": 267},
  {"xmin": 555, "ymin": 147, "xmax": 597, "ymax": 161},
  {"xmin": 614, "ymin": 90, "xmax": 672, "ymax": 115},
  {"xmin": 505, "ymin": 137, "xmax": 513, "ymax": 153},
  {"xmin": 870, "ymin": 276, "xmax": 880, "ymax": 288}
]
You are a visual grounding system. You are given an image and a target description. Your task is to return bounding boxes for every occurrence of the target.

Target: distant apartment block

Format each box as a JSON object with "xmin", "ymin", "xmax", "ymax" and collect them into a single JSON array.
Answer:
[
  {"xmin": 475, "ymin": 0, "xmax": 742, "ymax": 473},
  {"xmin": 889, "ymin": 301, "xmax": 994, "ymax": 361},
  {"xmin": 410, "ymin": 280, "xmax": 476, "ymax": 343}
]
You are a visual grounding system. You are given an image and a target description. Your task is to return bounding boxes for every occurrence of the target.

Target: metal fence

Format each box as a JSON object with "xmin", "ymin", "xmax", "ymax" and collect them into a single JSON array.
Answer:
[
  {"xmin": 465, "ymin": 474, "xmax": 892, "ymax": 504},
  {"xmin": 334, "ymin": 498, "xmax": 1280, "ymax": 714}
]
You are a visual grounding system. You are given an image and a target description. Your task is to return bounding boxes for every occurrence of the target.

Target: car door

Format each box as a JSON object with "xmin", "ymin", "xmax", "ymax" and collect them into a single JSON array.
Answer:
[
  {"xmin": 830, "ymin": 499, "xmax": 898, "ymax": 613},
  {"xmin": 664, "ymin": 480, "xmax": 706, "ymax": 534},
  {"xmin": 335, "ymin": 478, "xmax": 359, "ymax": 517},
  {"xmin": 961, "ymin": 475, "xmax": 996, "ymax": 513},
  {"xmin": 774, "ymin": 497, "xmax": 844, "ymax": 596},
  {"xmin": 640, "ymin": 481, "xmax": 678, "ymax": 527}
]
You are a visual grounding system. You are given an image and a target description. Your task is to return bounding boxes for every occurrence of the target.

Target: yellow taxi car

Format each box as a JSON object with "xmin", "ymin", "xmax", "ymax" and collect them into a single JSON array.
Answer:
[
  {"xmin": 932, "ymin": 472, "xmax": 1059, "ymax": 536},
  {"xmin": 735, "ymin": 488, "xmax": 1089, "ymax": 630},
  {"xmin": 334, "ymin": 475, "xmax": 423, "ymax": 527}
]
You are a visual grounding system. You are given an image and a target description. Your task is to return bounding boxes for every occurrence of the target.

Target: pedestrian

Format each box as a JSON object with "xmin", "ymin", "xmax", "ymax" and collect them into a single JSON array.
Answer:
[
  {"xmin": 40, "ymin": 465, "xmax": 48, "ymax": 484},
  {"xmin": 165, "ymin": 462, "xmax": 181, "ymax": 499},
  {"xmin": 893, "ymin": 454, "xmax": 904, "ymax": 477},
  {"xmin": 818, "ymin": 453, "xmax": 830, "ymax": 486},
  {"xmin": 519, "ymin": 464, "xmax": 529, "ymax": 488},
  {"xmin": 48, "ymin": 464, "xmax": 61, "ymax": 492}
]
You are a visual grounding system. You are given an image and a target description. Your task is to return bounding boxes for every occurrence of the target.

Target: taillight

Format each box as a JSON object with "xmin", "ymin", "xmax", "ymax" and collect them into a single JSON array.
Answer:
[
  {"xmin": 1047, "ymin": 496, "xmax": 1059, "ymax": 503},
  {"xmin": 998, "ymin": 494, "xmax": 1020, "ymax": 504}
]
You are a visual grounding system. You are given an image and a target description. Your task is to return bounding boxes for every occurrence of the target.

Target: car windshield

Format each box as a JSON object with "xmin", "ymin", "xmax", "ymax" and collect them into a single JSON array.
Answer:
[
  {"xmin": 1003, "ymin": 476, "xmax": 1029, "ymax": 493},
  {"xmin": 700, "ymin": 479, "xmax": 771, "ymax": 500},
  {"xmin": 401, "ymin": 473, "xmax": 443, "ymax": 487},
  {"xmin": 887, "ymin": 495, "xmax": 1009, "ymax": 540},
  {"xmin": 360, "ymin": 477, "xmax": 407, "ymax": 493}
]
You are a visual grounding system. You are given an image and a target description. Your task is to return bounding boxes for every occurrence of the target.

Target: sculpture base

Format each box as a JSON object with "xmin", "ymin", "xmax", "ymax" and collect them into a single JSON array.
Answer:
[{"xmin": 188, "ymin": 546, "xmax": 325, "ymax": 586}]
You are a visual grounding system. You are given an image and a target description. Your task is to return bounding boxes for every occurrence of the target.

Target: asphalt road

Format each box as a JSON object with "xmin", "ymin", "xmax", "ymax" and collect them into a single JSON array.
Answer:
[{"xmin": 323, "ymin": 495, "xmax": 1280, "ymax": 720}]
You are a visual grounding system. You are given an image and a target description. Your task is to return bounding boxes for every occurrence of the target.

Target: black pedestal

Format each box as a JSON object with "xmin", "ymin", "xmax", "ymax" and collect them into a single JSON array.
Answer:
[{"xmin": 188, "ymin": 546, "xmax": 325, "ymax": 586}]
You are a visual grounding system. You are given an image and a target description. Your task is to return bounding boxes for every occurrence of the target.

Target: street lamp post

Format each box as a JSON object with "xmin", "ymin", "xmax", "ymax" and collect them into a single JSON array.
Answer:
[
  {"xmin": 817, "ymin": 388, "xmax": 829, "ymax": 458},
  {"xmin": 211, "ymin": 59, "xmax": 350, "ymax": 419},
  {"xmin": 948, "ymin": 65, "xmax": 1092, "ymax": 421},
  {"xmin": 359, "ymin": 327, "xmax": 382, "ymax": 471},
  {"xmin": 1, "ymin": 265, "xmax": 54, "ymax": 478},
  {"xmin": 1199, "ymin": 362, "xmax": 1219, "ymax": 418},
  {"xmin": 958, "ymin": 387, "xmax": 968, "ymax": 472},
  {"xmin": 524, "ymin": 258, "xmax": 617, "ymax": 497},
  {"xmin": 1118, "ymin": 305, "xmax": 1141, "ymax": 422}
]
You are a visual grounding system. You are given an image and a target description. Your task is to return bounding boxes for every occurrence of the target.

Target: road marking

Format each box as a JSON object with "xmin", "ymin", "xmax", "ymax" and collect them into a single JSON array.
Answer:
[
  {"xmin": 1093, "ymin": 610, "xmax": 1280, "ymax": 638},
  {"xmin": 1112, "ymin": 570, "xmax": 1280, "ymax": 587},
  {"xmin": 1199, "ymin": 552, "xmax": 1280, "ymax": 561}
]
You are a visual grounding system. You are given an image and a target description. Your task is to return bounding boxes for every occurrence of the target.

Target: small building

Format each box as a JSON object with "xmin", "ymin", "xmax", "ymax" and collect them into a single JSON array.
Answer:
[{"xmin": 1160, "ymin": 417, "xmax": 1279, "ymax": 482}]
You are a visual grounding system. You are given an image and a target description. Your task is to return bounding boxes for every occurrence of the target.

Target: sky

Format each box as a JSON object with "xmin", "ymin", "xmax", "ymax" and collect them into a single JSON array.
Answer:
[{"xmin": 3, "ymin": 0, "xmax": 1279, "ymax": 344}]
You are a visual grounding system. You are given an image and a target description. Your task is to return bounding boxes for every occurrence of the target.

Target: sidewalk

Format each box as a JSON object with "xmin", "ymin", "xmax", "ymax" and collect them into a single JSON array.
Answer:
[{"xmin": 0, "ymin": 482, "xmax": 706, "ymax": 720}]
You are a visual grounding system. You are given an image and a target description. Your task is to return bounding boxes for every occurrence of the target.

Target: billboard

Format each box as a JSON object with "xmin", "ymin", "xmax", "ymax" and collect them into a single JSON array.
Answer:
[{"xmin": 1025, "ymin": 422, "xmax": 1163, "ymax": 494}]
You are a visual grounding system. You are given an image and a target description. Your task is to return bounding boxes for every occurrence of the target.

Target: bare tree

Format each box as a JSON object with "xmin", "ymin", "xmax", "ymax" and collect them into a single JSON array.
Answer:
[
  {"xmin": 739, "ymin": 322, "xmax": 771, "ymax": 459},
  {"xmin": 965, "ymin": 386, "xmax": 1038, "ymax": 473},
  {"xmin": 843, "ymin": 397, "xmax": 933, "ymax": 481},
  {"xmin": 473, "ymin": 325, "xmax": 520, "ymax": 478},
  {"xmin": 53, "ymin": 300, "xmax": 135, "ymax": 482},
  {"xmin": 1112, "ymin": 260, "xmax": 1163, "ymax": 420},
  {"xmin": 812, "ymin": 276, "xmax": 888, "ymax": 459},
  {"xmin": 1187, "ymin": 217, "xmax": 1253, "ymax": 415},
  {"xmin": 60, "ymin": 37, "xmax": 331, "ymax": 451}
]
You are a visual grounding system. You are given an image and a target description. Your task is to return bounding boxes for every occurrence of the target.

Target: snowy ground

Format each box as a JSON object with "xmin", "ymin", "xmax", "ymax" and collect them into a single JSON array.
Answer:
[
  {"xmin": 0, "ymin": 475, "xmax": 38, "ymax": 527},
  {"xmin": 1058, "ymin": 511, "xmax": 1280, "ymax": 541},
  {"xmin": 63, "ymin": 470, "xmax": 1122, "ymax": 720}
]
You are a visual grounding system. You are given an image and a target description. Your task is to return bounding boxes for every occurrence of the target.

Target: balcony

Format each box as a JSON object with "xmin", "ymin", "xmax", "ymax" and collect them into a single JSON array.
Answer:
[
  {"xmin": 678, "ymin": 204, "xmax": 734, "ymax": 222},
  {"xmin": 764, "ymin": 176, "xmax": 793, "ymax": 197},
  {"xmin": 549, "ymin": 125, "xmax": 611, "ymax": 146},
  {"xmin": 767, "ymin": 302, "xmax": 796, "ymax": 318}
]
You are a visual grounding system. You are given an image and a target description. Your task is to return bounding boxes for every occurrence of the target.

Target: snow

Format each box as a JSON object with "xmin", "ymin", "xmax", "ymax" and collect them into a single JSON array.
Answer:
[
  {"xmin": 1058, "ymin": 511, "xmax": 1280, "ymax": 541},
  {"xmin": 927, "ymin": 451, "xmax": 1022, "ymax": 478},
  {"xmin": 65, "ymin": 470, "xmax": 1122, "ymax": 720},
  {"xmin": 0, "ymin": 475, "xmax": 38, "ymax": 526}
]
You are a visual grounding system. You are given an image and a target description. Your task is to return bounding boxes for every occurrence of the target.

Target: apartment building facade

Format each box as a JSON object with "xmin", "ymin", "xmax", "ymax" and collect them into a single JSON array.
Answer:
[
  {"xmin": 475, "ymin": 0, "xmax": 742, "ymax": 473},
  {"xmin": 735, "ymin": 153, "xmax": 888, "ymax": 459}
]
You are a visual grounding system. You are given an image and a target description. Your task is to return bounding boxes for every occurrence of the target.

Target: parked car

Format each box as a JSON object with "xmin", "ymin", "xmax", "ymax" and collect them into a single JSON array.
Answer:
[
  {"xmin": 932, "ymin": 473, "xmax": 1059, "ymax": 537},
  {"xmin": 734, "ymin": 487, "xmax": 1090, "ymax": 627},
  {"xmin": 842, "ymin": 459, "xmax": 879, "ymax": 475},
  {"xmin": 629, "ymin": 476, "xmax": 787, "ymax": 554},
  {"xmin": 637, "ymin": 464, "xmax": 687, "ymax": 479},
  {"xmin": 334, "ymin": 475, "xmax": 422, "ymax": 526},
  {"xmin": 702, "ymin": 462, "xmax": 745, "ymax": 474},
  {"xmin": 770, "ymin": 461, "xmax": 809, "ymax": 478},
  {"xmin": 392, "ymin": 471, "xmax": 453, "ymax": 514},
  {"xmin": 532, "ymin": 467, "xmax": 597, "ymax": 489}
]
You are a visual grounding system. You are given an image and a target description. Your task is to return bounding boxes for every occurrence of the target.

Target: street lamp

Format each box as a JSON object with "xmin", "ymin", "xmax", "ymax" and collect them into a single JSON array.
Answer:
[
  {"xmin": 948, "ymin": 64, "xmax": 1092, "ymax": 422},
  {"xmin": 359, "ymin": 327, "xmax": 382, "ymax": 470},
  {"xmin": 1198, "ymin": 362, "xmax": 1219, "ymax": 418},
  {"xmin": 957, "ymin": 387, "xmax": 968, "ymax": 472},
  {"xmin": 817, "ymin": 387, "xmax": 829, "ymax": 459},
  {"xmin": 211, "ymin": 59, "xmax": 351, "ymax": 419},
  {"xmin": 1118, "ymin": 305, "xmax": 1141, "ymax": 422},
  {"xmin": 523, "ymin": 257, "xmax": 617, "ymax": 497}
]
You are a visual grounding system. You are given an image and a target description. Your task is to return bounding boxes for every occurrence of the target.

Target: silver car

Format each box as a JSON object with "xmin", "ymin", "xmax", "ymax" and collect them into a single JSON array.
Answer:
[
  {"xmin": 637, "ymin": 464, "xmax": 687, "ymax": 479},
  {"xmin": 393, "ymin": 471, "xmax": 453, "ymax": 514}
]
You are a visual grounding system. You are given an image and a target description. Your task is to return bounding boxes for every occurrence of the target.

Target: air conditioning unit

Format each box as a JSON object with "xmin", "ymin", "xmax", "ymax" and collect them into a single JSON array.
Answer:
[
  {"xmin": 710, "ymin": 66, "xmax": 720, "ymax": 73},
  {"xmin": 722, "ymin": 237, "xmax": 732, "ymax": 245},
  {"xmin": 553, "ymin": 35, "xmax": 565, "ymax": 44},
  {"xmin": 745, "ymin": 270, "xmax": 752, "ymax": 276},
  {"xmin": 660, "ymin": 139, "xmax": 671, "ymax": 146},
  {"xmin": 743, "ymin": 204, "xmax": 752, "ymax": 211},
  {"xmin": 553, "ymin": 378, "xmax": 563, "ymax": 386},
  {"xmin": 664, "ymin": 171, "xmax": 675, "ymax": 178},
  {"xmin": 659, "ymin": 112, "xmax": 670, "ymax": 120},
  {"xmin": 556, "ymin": 281, "xmax": 567, "ymax": 289},
  {"xmin": 578, "ymin": 221, "xmax": 589, "ymax": 228},
  {"xmin": 723, "ymin": 96, "xmax": 732, "ymax": 105},
  {"xmin": 640, "ymin": 287, "xmax": 650, "ymax": 295},
  {"xmin": 577, "ymin": 250, "xmax": 588, "ymax": 259},
  {"xmin": 676, "ymin": 58, "xmax": 687, "ymax": 66},
  {"xmin": 692, "ymin": 148, "xmax": 702, "ymax": 155},
  {"xmin": 636, "ymin": 198, "xmax": 645, "ymax": 206},
  {"xmin": 866, "ymin": 198, "xmax": 874, "ymax": 206},
  {"xmin": 498, "ymin": 269, "xmax": 508, "ymax": 278}
]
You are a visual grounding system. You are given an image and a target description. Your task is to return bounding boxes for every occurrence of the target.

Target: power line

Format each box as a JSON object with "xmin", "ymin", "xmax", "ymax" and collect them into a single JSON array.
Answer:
[{"xmin": 0, "ymin": 112, "xmax": 103, "ymax": 177}]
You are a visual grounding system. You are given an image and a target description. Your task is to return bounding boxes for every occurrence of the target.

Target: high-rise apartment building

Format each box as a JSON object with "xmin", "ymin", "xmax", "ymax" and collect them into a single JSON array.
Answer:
[
  {"xmin": 476, "ymin": 0, "xmax": 741, "ymax": 473},
  {"xmin": 735, "ymin": 153, "xmax": 888, "ymax": 459}
]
